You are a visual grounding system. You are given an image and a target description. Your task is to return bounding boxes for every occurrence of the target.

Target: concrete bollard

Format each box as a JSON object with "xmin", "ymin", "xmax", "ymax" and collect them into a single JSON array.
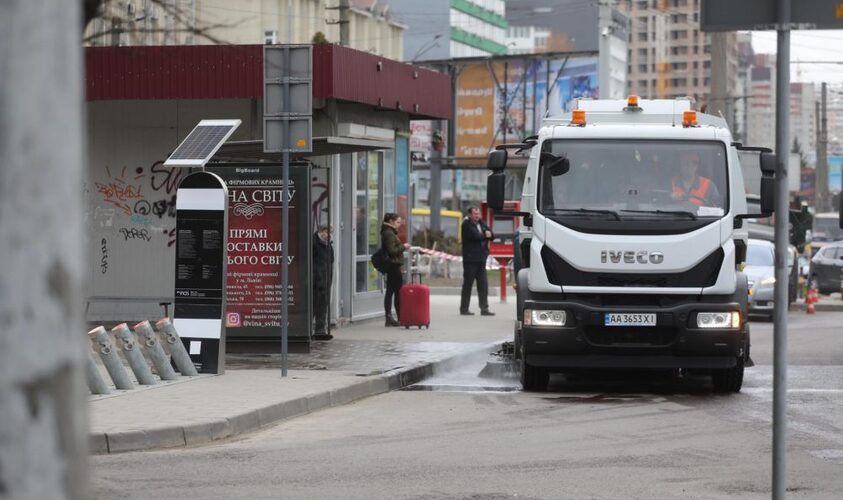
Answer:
[
  {"xmin": 155, "ymin": 317, "xmax": 199, "ymax": 376},
  {"xmin": 111, "ymin": 323, "xmax": 157, "ymax": 385},
  {"xmin": 85, "ymin": 353, "xmax": 111, "ymax": 395},
  {"xmin": 133, "ymin": 320, "xmax": 178, "ymax": 381},
  {"xmin": 88, "ymin": 326, "xmax": 134, "ymax": 390}
]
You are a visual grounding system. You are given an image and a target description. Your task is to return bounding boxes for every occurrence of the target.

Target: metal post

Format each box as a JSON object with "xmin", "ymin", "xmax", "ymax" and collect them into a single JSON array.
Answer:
[
  {"xmin": 133, "ymin": 320, "xmax": 178, "ymax": 381},
  {"xmin": 88, "ymin": 326, "xmax": 134, "ymax": 390},
  {"xmin": 155, "ymin": 317, "xmax": 199, "ymax": 376},
  {"xmin": 773, "ymin": 2, "xmax": 790, "ymax": 497},
  {"xmin": 112, "ymin": 323, "xmax": 157, "ymax": 385},
  {"xmin": 339, "ymin": 0, "xmax": 350, "ymax": 46},
  {"xmin": 85, "ymin": 354, "xmax": 111, "ymax": 395},
  {"xmin": 430, "ymin": 122, "xmax": 442, "ymax": 233},
  {"xmin": 282, "ymin": 0, "xmax": 293, "ymax": 377},
  {"xmin": 818, "ymin": 82, "xmax": 829, "ymax": 211}
]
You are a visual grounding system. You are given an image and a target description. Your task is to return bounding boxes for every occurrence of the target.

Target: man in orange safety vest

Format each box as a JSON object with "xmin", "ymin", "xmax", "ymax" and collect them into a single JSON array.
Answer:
[{"xmin": 670, "ymin": 152, "xmax": 721, "ymax": 206}]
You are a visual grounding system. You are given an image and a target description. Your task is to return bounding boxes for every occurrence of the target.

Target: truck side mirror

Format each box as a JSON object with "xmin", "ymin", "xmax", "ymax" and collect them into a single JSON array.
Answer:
[
  {"xmin": 486, "ymin": 150, "xmax": 507, "ymax": 211},
  {"xmin": 487, "ymin": 171, "xmax": 505, "ymax": 211},
  {"xmin": 487, "ymin": 149, "xmax": 507, "ymax": 172},
  {"xmin": 758, "ymin": 152, "xmax": 776, "ymax": 216},
  {"xmin": 540, "ymin": 152, "xmax": 569, "ymax": 176}
]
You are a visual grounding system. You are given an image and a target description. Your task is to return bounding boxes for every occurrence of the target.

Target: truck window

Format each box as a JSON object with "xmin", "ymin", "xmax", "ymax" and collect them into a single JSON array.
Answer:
[{"xmin": 539, "ymin": 140, "xmax": 728, "ymax": 219}]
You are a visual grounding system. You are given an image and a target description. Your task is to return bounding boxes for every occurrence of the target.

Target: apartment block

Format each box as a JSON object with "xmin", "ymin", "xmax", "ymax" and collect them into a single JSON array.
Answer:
[{"xmin": 621, "ymin": 0, "xmax": 737, "ymax": 103}]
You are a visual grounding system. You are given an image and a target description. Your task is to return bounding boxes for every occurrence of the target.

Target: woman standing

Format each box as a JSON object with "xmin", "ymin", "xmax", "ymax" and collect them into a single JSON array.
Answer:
[{"xmin": 380, "ymin": 213, "xmax": 405, "ymax": 327}]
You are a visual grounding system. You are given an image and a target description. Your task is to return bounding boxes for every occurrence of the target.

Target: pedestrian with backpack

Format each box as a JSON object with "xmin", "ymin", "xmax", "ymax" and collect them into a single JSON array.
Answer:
[{"xmin": 380, "ymin": 213, "xmax": 405, "ymax": 327}]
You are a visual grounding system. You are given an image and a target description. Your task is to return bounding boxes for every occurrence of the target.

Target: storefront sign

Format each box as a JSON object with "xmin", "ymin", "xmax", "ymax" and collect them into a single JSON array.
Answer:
[{"xmin": 209, "ymin": 164, "xmax": 311, "ymax": 343}]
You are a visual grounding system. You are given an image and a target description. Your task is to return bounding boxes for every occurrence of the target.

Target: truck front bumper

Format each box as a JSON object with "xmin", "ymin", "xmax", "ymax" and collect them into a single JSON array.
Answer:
[{"xmin": 521, "ymin": 299, "xmax": 745, "ymax": 370}]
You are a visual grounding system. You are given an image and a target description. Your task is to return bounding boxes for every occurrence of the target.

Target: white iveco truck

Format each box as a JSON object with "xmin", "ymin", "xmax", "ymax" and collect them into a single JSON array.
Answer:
[{"xmin": 485, "ymin": 97, "xmax": 777, "ymax": 393}]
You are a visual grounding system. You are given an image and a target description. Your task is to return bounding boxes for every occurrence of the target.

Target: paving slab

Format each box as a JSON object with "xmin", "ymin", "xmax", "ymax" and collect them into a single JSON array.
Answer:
[{"xmin": 88, "ymin": 296, "xmax": 512, "ymax": 454}]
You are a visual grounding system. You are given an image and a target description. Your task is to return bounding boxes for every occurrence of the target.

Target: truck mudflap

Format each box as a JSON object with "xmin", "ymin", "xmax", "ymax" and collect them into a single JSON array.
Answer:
[{"xmin": 520, "ymin": 299, "xmax": 747, "ymax": 370}]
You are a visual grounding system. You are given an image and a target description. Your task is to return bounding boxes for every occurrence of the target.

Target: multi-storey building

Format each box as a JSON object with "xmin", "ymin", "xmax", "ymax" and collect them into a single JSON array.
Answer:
[
  {"xmin": 622, "ymin": 0, "xmax": 737, "ymax": 103},
  {"xmin": 85, "ymin": 0, "xmax": 406, "ymax": 60},
  {"xmin": 390, "ymin": 0, "xmax": 508, "ymax": 61},
  {"xmin": 746, "ymin": 54, "xmax": 817, "ymax": 165}
]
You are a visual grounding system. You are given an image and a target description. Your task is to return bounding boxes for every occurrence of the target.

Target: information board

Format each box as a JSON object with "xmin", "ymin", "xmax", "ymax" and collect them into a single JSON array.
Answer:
[{"xmin": 209, "ymin": 164, "xmax": 311, "ymax": 343}]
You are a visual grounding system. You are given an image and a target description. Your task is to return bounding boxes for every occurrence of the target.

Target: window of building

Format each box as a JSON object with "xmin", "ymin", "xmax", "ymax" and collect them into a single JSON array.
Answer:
[
  {"xmin": 638, "ymin": 32, "xmax": 648, "ymax": 41},
  {"xmin": 703, "ymin": 60, "xmax": 711, "ymax": 69},
  {"xmin": 264, "ymin": 30, "xmax": 278, "ymax": 45},
  {"xmin": 638, "ymin": 64, "xmax": 648, "ymax": 72},
  {"xmin": 638, "ymin": 48, "xmax": 647, "ymax": 57},
  {"xmin": 355, "ymin": 151, "xmax": 384, "ymax": 293}
]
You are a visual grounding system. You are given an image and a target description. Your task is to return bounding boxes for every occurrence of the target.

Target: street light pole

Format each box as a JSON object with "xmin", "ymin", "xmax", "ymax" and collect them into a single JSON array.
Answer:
[{"xmin": 773, "ymin": 0, "xmax": 791, "ymax": 497}]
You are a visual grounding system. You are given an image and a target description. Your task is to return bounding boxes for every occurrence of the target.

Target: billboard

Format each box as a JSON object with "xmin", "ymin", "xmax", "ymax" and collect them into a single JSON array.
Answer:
[
  {"xmin": 830, "ymin": 156, "xmax": 842, "ymax": 193},
  {"xmin": 454, "ymin": 56, "xmax": 598, "ymax": 160},
  {"xmin": 209, "ymin": 164, "xmax": 311, "ymax": 343}
]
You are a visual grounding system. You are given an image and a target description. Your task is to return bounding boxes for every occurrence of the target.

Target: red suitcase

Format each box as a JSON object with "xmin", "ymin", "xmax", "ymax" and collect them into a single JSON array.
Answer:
[{"xmin": 399, "ymin": 274, "xmax": 430, "ymax": 329}]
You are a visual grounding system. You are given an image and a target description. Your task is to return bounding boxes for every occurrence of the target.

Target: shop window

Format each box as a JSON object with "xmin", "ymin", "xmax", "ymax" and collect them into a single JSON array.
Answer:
[{"xmin": 355, "ymin": 151, "xmax": 384, "ymax": 293}]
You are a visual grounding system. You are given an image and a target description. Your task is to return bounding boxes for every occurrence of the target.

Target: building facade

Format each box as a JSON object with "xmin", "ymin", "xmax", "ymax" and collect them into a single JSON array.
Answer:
[
  {"xmin": 84, "ymin": 44, "xmax": 450, "ymax": 327},
  {"xmin": 390, "ymin": 0, "xmax": 508, "ymax": 61},
  {"xmin": 85, "ymin": 0, "xmax": 405, "ymax": 60},
  {"xmin": 745, "ymin": 54, "xmax": 817, "ymax": 165},
  {"xmin": 621, "ymin": 0, "xmax": 737, "ymax": 103}
]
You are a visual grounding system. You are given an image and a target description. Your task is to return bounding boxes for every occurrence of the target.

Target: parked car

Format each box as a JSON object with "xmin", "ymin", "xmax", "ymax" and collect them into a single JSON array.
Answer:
[
  {"xmin": 810, "ymin": 241, "xmax": 843, "ymax": 295},
  {"xmin": 746, "ymin": 239, "xmax": 776, "ymax": 319}
]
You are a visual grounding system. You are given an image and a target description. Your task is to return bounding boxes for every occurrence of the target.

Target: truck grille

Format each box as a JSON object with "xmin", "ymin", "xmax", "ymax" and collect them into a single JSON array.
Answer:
[
  {"xmin": 541, "ymin": 246, "xmax": 723, "ymax": 288},
  {"xmin": 584, "ymin": 326, "xmax": 677, "ymax": 347}
]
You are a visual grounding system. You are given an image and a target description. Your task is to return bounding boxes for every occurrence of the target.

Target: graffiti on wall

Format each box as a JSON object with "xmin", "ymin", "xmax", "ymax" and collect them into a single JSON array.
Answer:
[{"xmin": 91, "ymin": 161, "xmax": 184, "ymax": 247}]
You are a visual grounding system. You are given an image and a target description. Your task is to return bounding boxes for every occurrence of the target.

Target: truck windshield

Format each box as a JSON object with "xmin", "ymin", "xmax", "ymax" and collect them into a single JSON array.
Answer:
[{"xmin": 539, "ymin": 140, "xmax": 729, "ymax": 219}]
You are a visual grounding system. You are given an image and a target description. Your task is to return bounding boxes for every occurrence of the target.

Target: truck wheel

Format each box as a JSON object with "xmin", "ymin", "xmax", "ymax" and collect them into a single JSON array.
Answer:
[
  {"xmin": 712, "ymin": 357, "xmax": 744, "ymax": 393},
  {"xmin": 520, "ymin": 349, "xmax": 548, "ymax": 392}
]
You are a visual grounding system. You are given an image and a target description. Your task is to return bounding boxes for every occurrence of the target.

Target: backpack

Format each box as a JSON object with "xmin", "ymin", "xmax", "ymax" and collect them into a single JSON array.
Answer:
[{"xmin": 371, "ymin": 247, "xmax": 390, "ymax": 274}]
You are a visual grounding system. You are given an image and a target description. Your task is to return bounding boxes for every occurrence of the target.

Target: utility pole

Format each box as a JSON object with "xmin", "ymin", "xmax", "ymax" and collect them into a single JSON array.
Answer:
[
  {"xmin": 709, "ymin": 33, "xmax": 731, "ymax": 131},
  {"xmin": 339, "ymin": 0, "xmax": 350, "ymax": 46},
  {"xmin": 817, "ymin": 82, "xmax": 829, "ymax": 212},
  {"xmin": 772, "ymin": 2, "xmax": 791, "ymax": 498},
  {"xmin": 1, "ymin": 0, "xmax": 88, "ymax": 498}
]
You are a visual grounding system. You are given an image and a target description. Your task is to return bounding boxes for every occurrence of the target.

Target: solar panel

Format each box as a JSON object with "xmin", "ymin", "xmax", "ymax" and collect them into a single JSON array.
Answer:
[{"xmin": 164, "ymin": 119, "xmax": 242, "ymax": 167}]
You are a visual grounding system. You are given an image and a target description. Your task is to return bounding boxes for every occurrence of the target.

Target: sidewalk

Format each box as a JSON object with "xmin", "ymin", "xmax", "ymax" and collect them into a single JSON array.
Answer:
[
  {"xmin": 88, "ymin": 295, "xmax": 514, "ymax": 454},
  {"xmin": 790, "ymin": 292, "xmax": 843, "ymax": 312}
]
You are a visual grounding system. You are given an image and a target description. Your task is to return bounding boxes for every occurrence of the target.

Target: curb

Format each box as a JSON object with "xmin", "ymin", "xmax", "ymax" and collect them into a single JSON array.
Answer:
[
  {"xmin": 790, "ymin": 302, "xmax": 843, "ymax": 312},
  {"xmin": 89, "ymin": 340, "xmax": 507, "ymax": 455}
]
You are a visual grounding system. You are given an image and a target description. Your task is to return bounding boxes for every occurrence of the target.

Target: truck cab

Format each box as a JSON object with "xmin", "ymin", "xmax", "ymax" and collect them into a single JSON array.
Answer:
[{"xmin": 486, "ymin": 97, "xmax": 776, "ymax": 393}]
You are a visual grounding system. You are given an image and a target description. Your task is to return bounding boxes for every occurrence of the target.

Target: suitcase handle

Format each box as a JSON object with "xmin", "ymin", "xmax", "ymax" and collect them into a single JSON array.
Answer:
[{"xmin": 409, "ymin": 272, "xmax": 423, "ymax": 284}]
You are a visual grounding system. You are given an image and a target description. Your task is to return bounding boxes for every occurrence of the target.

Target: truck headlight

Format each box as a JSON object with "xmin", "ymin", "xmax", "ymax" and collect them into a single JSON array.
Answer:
[
  {"xmin": 524, "ymin": 309, "xmax": 566, "ymax": 327},
  {"xmin": 696, "ymin": 312, "xmax": 740, "ymax": 329}
]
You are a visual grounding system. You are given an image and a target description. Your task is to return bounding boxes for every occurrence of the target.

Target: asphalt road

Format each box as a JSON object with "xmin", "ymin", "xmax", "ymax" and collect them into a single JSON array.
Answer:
[{"xmin": 90, "ymin": 312, "xmax": 843, "ymax": 500}]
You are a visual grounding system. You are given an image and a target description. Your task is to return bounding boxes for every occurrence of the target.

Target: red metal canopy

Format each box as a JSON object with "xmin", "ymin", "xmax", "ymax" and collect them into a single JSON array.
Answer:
[{"xmin": 85, "ymin": 44, "xmax": 451, "ymax": 120}]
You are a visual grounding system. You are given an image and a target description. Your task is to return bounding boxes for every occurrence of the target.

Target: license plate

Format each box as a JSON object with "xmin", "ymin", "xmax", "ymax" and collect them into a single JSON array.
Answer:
[{"xmin": 604, "ymin": 313, "xmax": 656, "ymax": 327}]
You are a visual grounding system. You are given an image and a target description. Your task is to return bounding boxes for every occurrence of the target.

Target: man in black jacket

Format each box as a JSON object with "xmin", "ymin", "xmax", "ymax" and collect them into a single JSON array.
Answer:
[
  {"xmin": 312, "ymin": 225, "xmax": 334, "ymax": 340},
  {"xmin": 460, "ymin": 206, "xmax": 495, "ymax": 316}
]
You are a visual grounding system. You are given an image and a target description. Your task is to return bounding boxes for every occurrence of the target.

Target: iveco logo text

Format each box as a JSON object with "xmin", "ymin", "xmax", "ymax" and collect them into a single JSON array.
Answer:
[{"xmin": 600, "ymin": 250, "xmax": 665, "ymax": 264}]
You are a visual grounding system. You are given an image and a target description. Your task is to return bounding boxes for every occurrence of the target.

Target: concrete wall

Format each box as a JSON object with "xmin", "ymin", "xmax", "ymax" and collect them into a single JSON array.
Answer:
[{"xmin": 85, "ymin": 99, "xmax": 259, "ymax": 321}]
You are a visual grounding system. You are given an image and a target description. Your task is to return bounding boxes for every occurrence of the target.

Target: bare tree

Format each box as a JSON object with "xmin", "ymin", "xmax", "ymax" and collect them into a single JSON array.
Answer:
[
  {"xmin": 1, "ymin": 1, "xmax": 88, "ymax": 499},
  {"xmin": 83, "ymin": 0, "xmax": 241, "ymax": 46}
]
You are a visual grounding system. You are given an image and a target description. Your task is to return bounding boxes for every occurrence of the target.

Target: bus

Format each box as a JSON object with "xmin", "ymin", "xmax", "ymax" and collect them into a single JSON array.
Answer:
[{"xmin": 410, "ymin": 208, "xmax": 463, "ymax": 243}]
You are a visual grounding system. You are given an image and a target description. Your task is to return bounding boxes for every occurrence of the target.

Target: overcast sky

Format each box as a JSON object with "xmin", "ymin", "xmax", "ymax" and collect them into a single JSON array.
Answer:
[{"xmin": 751, "ymin": 30, "xmax": 843, "ymax": 84}]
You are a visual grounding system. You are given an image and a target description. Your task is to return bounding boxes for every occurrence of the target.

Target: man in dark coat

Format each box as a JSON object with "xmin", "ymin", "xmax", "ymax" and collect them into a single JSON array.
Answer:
[
  {"xmin": 312, "ymin": 225, "xmax": 334, "ymax": 340},
  {"xmin": 460, "ymin": 206, "xmax": 495, "ymax": 316}
]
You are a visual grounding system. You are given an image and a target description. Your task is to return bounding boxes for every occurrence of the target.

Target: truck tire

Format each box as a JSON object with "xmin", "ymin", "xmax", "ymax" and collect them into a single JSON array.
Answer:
[
  {"xmin": 711, "ymin": 357, "xmax": 744, "ymax": 393},
  {"xmin": 520, "ymin": 348, "xmax": 548, "ymax": 392}
]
